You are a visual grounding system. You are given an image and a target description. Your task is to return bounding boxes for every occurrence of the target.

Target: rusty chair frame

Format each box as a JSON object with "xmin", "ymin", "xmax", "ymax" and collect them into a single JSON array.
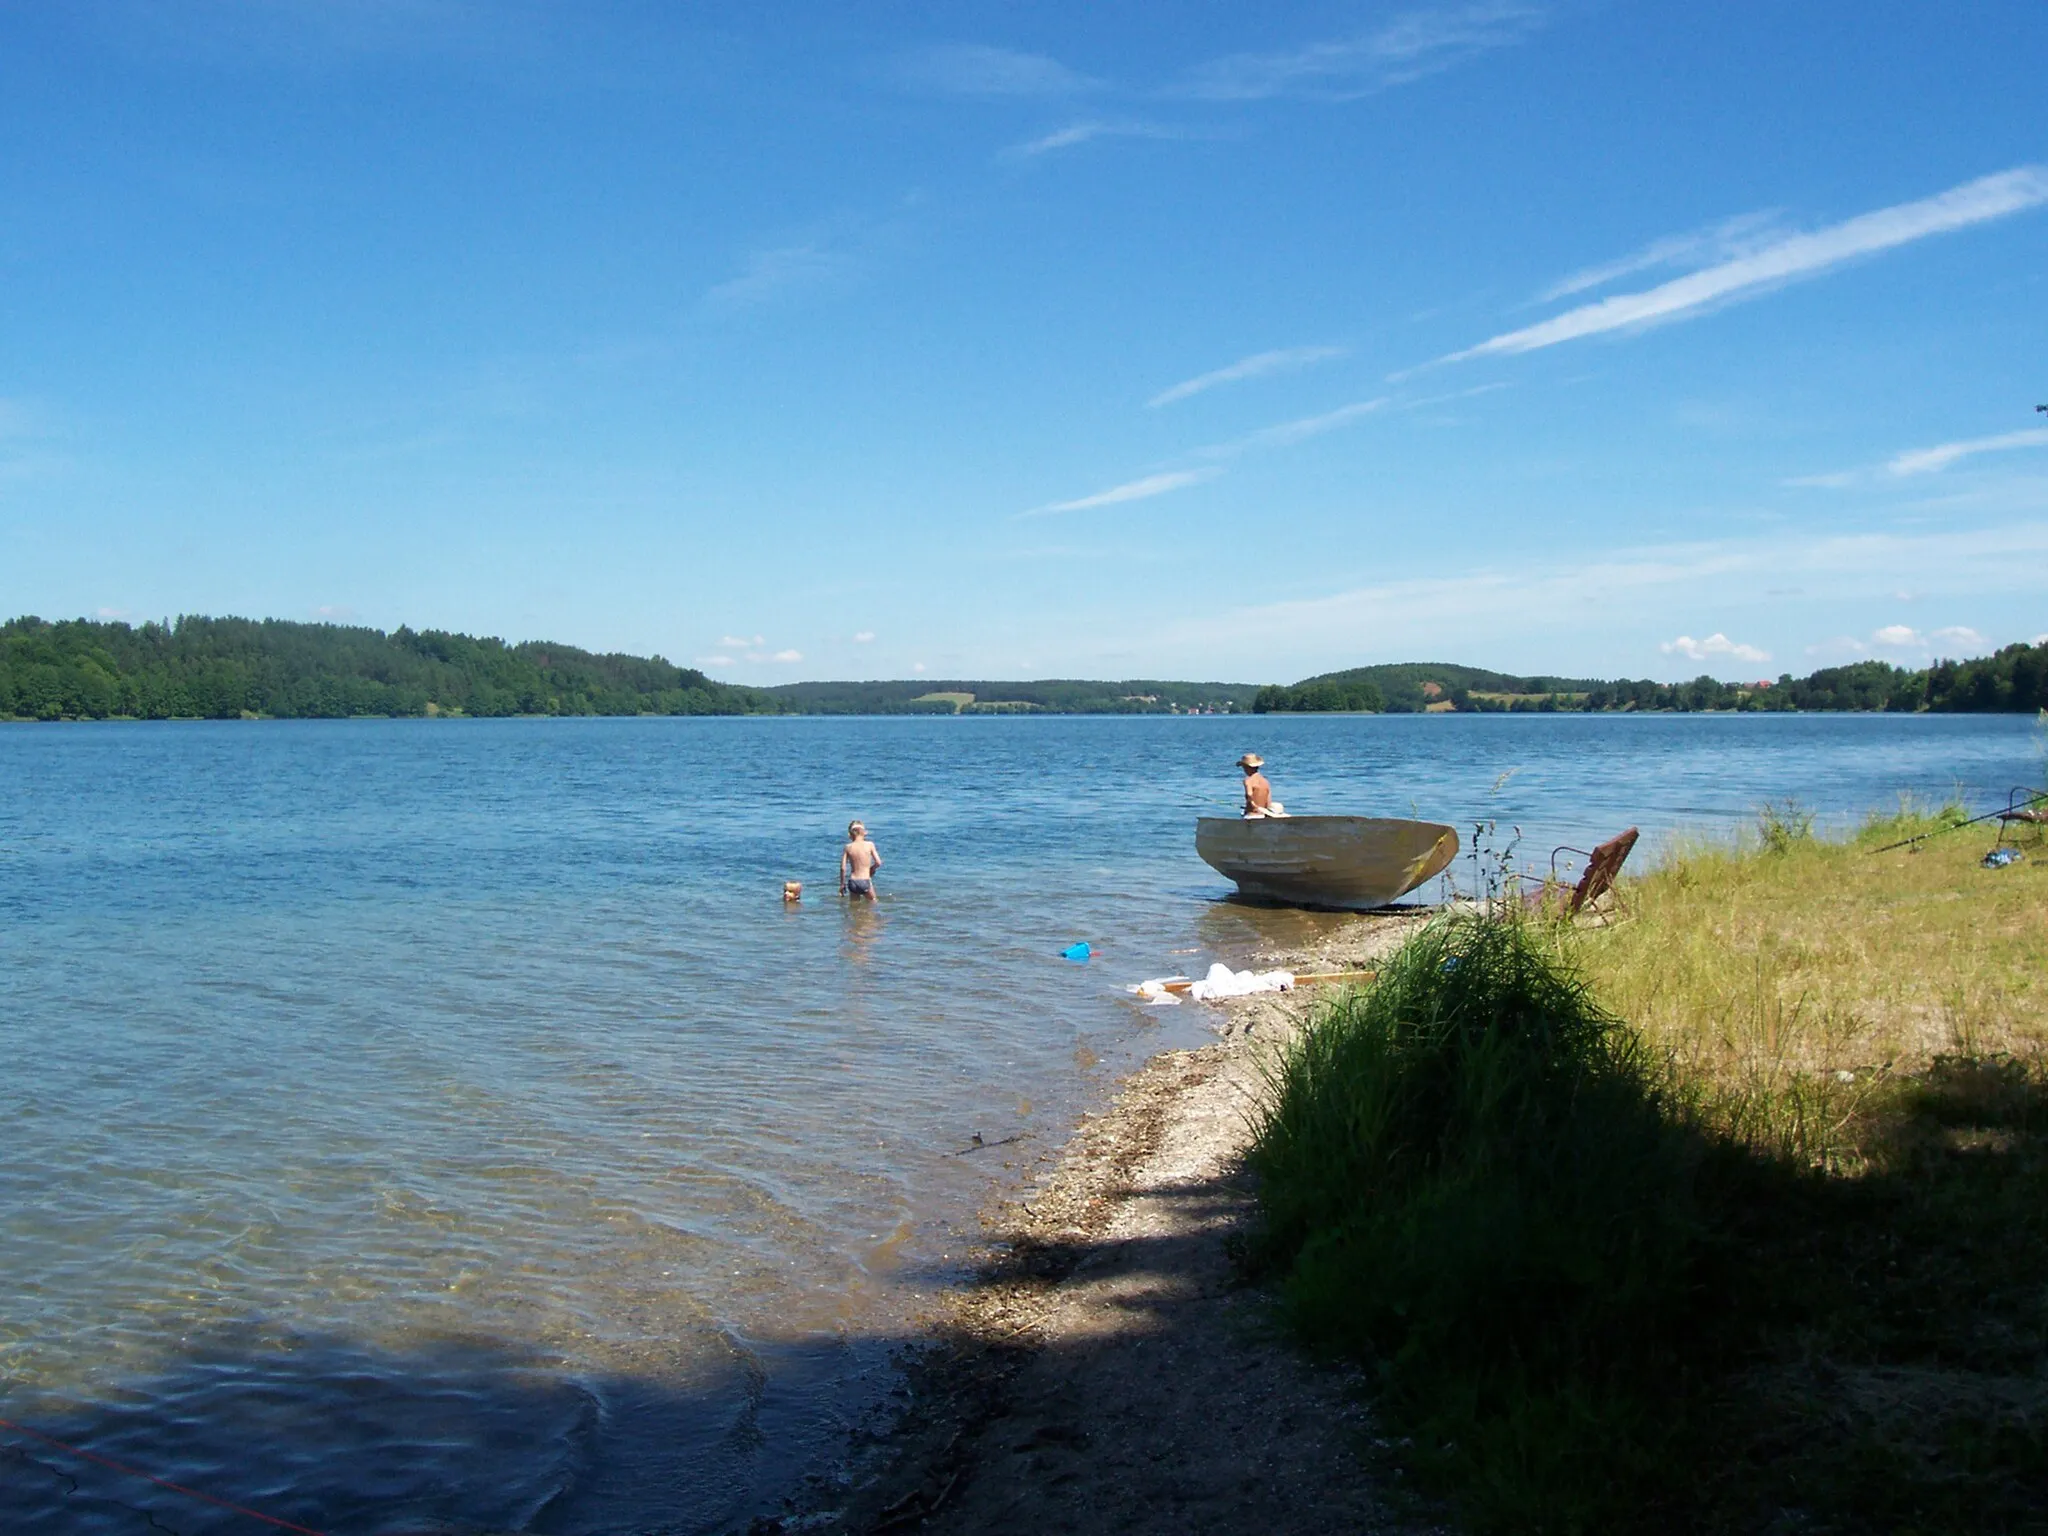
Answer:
[{"xmin": 1523, "ymin": 826, "xmax": 1640, "ymax": 923}]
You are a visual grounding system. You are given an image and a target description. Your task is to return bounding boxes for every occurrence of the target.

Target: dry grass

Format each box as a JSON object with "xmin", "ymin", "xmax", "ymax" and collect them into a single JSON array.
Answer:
[{"xmin": 1565, "ymin": 803, "xmax": 2048, "ymax": 1168}]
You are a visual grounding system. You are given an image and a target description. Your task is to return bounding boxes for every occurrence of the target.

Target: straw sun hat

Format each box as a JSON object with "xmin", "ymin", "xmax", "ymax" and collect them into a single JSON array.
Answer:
[{"xmin": 1236, "ymin": 753, "xmax": 1264, "ymax": 769}]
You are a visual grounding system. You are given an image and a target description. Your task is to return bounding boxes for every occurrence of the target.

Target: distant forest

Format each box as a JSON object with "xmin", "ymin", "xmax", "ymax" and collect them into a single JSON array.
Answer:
[
  {"xmin": 1253, "ymin": 651, "xmax": 2048, "ymax": 715},
  {"xmin": 3, "ymin": 615, "xmax": 2045, "ymax": 720},
  {"xmin": 0, "ymin": 615, "xmax": 771, "ymax": 721}
]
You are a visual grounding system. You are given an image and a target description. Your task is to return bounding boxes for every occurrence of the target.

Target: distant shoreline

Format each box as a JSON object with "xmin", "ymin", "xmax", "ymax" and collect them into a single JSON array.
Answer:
[
  {"xmin": 8, "ymin": 615, "xmax": 2046, "ymax": 722},
  {"xmin": 6, "ymin": 705, "xmax": 2045, "ymax": 725}
]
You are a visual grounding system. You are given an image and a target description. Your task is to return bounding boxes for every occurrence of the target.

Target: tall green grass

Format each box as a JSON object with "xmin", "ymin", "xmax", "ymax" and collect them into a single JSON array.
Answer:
[
  {"xmin": 1248, "ymin": 914, "xmax": 1728, "ymax": 1532},
  {"xmin": 1251, "ymin": 815, "xmax": 2048, "ymax": 1533}
]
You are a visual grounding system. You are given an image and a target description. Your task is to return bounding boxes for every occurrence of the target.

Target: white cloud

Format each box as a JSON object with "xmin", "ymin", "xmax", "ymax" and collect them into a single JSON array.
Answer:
[
  {"xmin": 1031, "ymin": 391, "xmax": 1393, "ymax": 527},
  {"xmin": 1010, "ymin": 123, "xmax": 1105, "ymax": 157},
  {"xmin": 1446, "ymin": 166, "xmax": 2048, "ymax": 363},
  {"xmin": 1855, "ymin": 624, "xmax": 1997, "ymax": 660},
  {"xmin": 1023, "ymin": 466, "xmax": 1221, "ymax": 517},
  {"xmin": 2033, "ymin": 633, "xmax": 2048, "ymax": 646},
  {"xmin": 706, "ymin": 635, "xmax": 801, "ymax": 665},
  {"xmin": 1661, "ymin": 632, "xmax": 1770, "ymax": 663},
  {"xmin": 314, "ymin": 604, "xmax": 355, "ymax": 620},
  {"xmin": 1175, "ymin": 3, "xmax": 1546, "ymax": 101},
  {"xmin": 852, "ymin": 631, "xmax": 876, "ymax": 643},
  {"xmin": 1887, "ymin": 427, "xmax": 2048, "ymax": 476},
  {"xmin": 1150, "ymin": 521, "xmax": 2048, "ymax": 670},
  {"xmin": 1148, "ymin": 345, "xmax": 1347, "ymax": 407},
  {"xmin": 1003, "ymin": 120, "xmax": 1187, "ymax": 159},
  {"xmin": 896, "ymin": 43, "xmax": 1097, "ymax": 97},
  {"xmin": 1539, "ymin": 211, "xmax": 1782, "ymax": 302},
  {"xmin": 1215, "ymin": 398, "xmax": 1388, "ymax": 454},
  {"xmin": 913, "ymin": 662, "xmax": 928, "ymax": 673},
  {"xmin": 95, "ymin": 606, "xmax": 129, "ymax": 619},
  {"xmin": 701, "ymin": 244, "xmax": 848, "ymax": 311}
]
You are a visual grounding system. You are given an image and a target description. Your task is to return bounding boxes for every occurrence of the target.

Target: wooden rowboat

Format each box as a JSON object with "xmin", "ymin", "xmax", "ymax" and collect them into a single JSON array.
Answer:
[{"xmin": 1196, "ymin": 815, "xmax": 1459, "ymax": 910}]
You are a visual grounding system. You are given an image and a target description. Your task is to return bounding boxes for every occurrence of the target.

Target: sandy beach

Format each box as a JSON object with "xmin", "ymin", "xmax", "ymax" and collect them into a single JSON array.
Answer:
[{"xmin": 771, "ymin": 911, "xmax": 1439, "ymax": 1536}]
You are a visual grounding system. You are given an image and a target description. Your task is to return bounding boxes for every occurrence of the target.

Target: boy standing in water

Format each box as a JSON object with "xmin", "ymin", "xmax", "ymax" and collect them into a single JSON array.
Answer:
[{"xmin": 840, "ymin": 820, "xmax": 882, "ymax": 900}]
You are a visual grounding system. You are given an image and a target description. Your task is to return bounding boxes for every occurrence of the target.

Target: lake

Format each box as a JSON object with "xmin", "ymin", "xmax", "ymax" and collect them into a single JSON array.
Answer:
[{"xmin": 2, "ymin": 712, "xmax": 2040, "ymax": 1533}]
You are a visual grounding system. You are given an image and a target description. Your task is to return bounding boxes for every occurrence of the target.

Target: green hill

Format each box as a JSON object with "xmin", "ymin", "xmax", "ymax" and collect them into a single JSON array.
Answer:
[
  {"xmin": 0, "ymin": 615, "xmax": 771, "ymax": 720},
  {"xmin": 1257, "ymin": 661, "xmax": 1607, "ymax": 714}
]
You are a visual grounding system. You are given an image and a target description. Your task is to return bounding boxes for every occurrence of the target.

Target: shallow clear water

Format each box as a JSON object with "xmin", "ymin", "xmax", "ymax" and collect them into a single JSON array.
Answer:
[{"xmin": 2, "ymin": 713, "xmax": 2040, "ymax": 1533}]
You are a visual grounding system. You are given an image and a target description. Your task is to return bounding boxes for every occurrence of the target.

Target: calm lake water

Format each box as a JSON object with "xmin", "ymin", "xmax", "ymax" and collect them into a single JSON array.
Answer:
[{"xmin": 3, "ymin": 713, "xmax": 2041, "ymax": 1533}]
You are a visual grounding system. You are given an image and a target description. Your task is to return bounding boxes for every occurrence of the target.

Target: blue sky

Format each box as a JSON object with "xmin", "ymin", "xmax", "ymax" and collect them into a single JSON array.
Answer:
[{"xmin": 2, "ymin": 1, "xmax": 2043, "ymax": 685}]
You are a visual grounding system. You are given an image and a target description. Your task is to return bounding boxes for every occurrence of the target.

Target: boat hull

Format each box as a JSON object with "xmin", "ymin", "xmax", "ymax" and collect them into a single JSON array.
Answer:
[{"xmin": 1196, "ymin": 815, "xmax": 1459, "ymax": 910}]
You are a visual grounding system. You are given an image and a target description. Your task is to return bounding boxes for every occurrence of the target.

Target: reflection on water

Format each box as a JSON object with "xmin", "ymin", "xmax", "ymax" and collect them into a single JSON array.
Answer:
[{"xmin": 0, "ymin": 713, "xmax": 2037, "ymax": 1531}]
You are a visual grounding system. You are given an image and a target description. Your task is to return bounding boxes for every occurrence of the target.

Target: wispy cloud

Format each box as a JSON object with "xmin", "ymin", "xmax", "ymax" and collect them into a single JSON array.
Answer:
[
  {"xmin": 1888, "ymin": 427, "xmax": 2048, "ymax": 477},
  {"xmin": 719, "ymin": 634, "xmax": 764, "ymax": 649},
  {"xmin": 1174, "ymin": 2, "xmax": 1546, "ymax": 101},
  {"xmin": 700, "ymin": 244, "xmax": 850, "ymax": 312},
  {"xmin": 1002, "ymin": 119, "xmax": 1189, "ymax": 160},
  {"xmin": 1445, "ymin": 166, "xmax": 2048, "ymax": 363},
  {"xmin": 1023, "ymin": 467, "xmax": 1221, "ymax": 517},
  {"xmin": 1662, "ymin": 632, "xmax": 1769, "ymax": 664},
  {"xmin": 1786, "ymin": 422, "xmax": 2048, "ymax": 487},
  {"xmin": 895, "ymin": 43, "xmax": 1098, "ymax": 97},
  {"xmin": 1159, "ymin": 522, "xmax": 2048, "ymax": 669},
  {"xmin": 1148, "ymin": 345, "xmax": 1347, "ymax": 408},
  {"xmin": 1539, "ymin": 211, "xmax": 1782, "ymax": 303},
  {"xmin": 852, "ymin": 631, "xmax": 876, "ymax": 643},
  {"xmin": 1023, "ymin": 392, "xmax": 1392, "ymax": 518},
  {"xmin": 1202, "ymin": 398, "xmax": 1389, "ymax": 456},
  {"xmin": 1782, "ymin": 469, "xmax": 1863, "ymax": 490}
]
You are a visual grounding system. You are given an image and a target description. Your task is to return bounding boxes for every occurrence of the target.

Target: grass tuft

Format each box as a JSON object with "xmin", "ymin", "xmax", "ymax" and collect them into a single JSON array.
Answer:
[
  {"xmin": 1250, "ymin": 809, "xmax": 2048, "ymax": 1533},
  {"xmin": 1248, "ymin": 913, "xmax": 1718, "ymax": 1532}
]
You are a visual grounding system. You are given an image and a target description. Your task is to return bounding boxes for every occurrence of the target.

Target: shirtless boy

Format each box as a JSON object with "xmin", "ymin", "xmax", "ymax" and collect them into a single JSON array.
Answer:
[{"xmin": 840, "ymin": 820, "xmax": 882, "ymax": 900}]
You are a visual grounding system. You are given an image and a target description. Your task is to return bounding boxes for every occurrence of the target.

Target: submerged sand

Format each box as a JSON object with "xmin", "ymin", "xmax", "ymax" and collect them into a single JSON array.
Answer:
[{"xmin": 769, "ymin": 910, "xmax": 1438, "ymax": 1536}]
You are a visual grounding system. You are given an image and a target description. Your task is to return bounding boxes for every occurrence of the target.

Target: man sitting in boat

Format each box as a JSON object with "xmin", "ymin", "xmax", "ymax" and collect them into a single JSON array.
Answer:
[{"xmin": 1238, "ymin": 753, "xmax": 1288, "ymax": 818}]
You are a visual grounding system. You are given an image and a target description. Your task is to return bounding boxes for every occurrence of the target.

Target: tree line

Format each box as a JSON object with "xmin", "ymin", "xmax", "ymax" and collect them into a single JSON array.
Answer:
[
  {"xmin": 8, "ymin": 614, "xmax": 2044, "ymax": 721},
  {"xmin": 0, "ymin": 615, "xmax": 771, "ymax": 721},
  {"xmin": 1252, "ymin": 647, "xmax": 2048, "ymax": 715}
]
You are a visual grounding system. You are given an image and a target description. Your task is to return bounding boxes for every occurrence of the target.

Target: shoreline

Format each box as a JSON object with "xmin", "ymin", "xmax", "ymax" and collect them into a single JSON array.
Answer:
[{"xmin": 768, "ymin": 911, "xmax": 1436, "ymax": 1536}]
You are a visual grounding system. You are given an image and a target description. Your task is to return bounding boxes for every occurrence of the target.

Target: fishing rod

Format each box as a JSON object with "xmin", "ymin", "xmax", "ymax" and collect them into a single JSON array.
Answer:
[{"xmin": 1867, "ymin": 787, "xmax": 2046, "ymax": 855}]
